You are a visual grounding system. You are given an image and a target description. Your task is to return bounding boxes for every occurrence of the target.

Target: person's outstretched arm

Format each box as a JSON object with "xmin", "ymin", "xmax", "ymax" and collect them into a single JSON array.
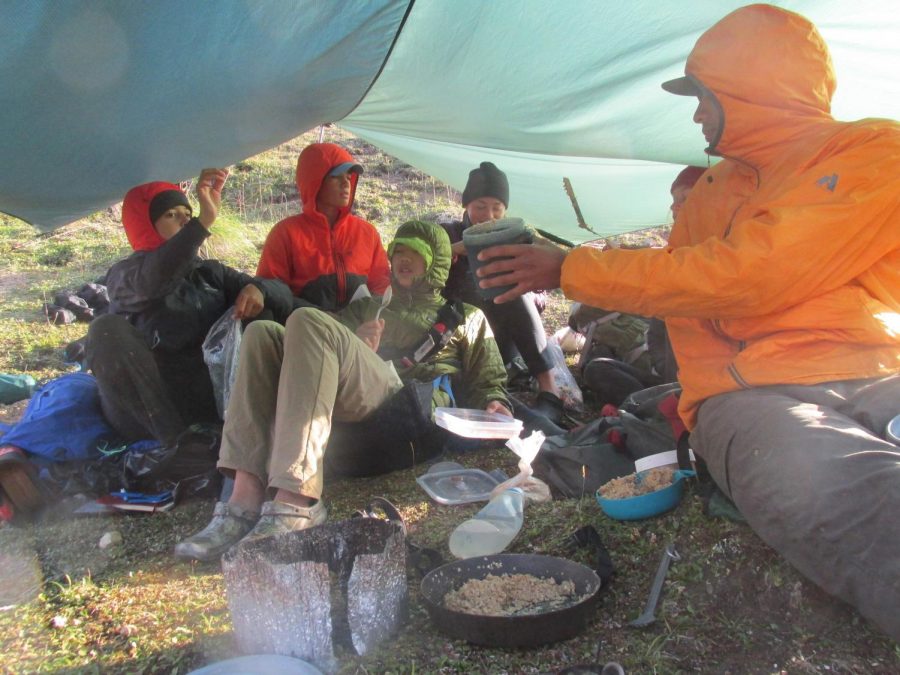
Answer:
[{"xmin": 475, "ymin": 239, "xmax": 568, "ymax": 304}]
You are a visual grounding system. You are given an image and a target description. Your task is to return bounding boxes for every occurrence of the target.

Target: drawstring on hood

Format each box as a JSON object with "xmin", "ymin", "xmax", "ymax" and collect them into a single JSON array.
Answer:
[
  {"xmin": 122, "ymin": 181, "xmax": 187, "ymax": 252},
  {"xmin": 296, "ymin": 143, "xmax": 360, "ymax": 226},
  {"xmin": 671, "ymin": 4, "xmax": 836, "ymax": 166}
]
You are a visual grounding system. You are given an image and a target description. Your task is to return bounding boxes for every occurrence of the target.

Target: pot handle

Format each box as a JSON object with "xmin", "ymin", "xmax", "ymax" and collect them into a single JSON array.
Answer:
[{"xmin": 354, "ymin": 496, "xmax": 445, "ymax": 577}]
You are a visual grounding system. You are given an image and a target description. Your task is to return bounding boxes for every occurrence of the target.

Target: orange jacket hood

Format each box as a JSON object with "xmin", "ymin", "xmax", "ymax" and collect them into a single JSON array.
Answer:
[
  {"xmin": 122, "ymin": 181, "xmax": 186, "ymax": 252},
  {"xmin": 295, "ymin": 143, "xmax": 359, "ymax": 224},
  {"xmin": 685, "ymin": 4, "xmax": 836, "ymax": 166}
]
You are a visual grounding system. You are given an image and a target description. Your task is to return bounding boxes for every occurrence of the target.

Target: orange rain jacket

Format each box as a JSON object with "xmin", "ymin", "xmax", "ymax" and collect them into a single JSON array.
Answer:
[
  {"xmin": 256, "ymin": 143, "xmax": 391, "ymax": 311},
  {"xmin": 561, "ymin": 5, "xmax": 900, "ymax": 429}
]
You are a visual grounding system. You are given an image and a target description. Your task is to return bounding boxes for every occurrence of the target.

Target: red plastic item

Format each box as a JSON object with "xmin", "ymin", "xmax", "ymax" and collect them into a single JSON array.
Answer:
[
  {"xmin": 0, "ymin": 491, "xmax": 14, "ymax": 522},
  {"xmin": 608, "ymin": 429, "xmax": 626, "ymax": 450},
  {"xmin": 657, "ymin": 393, "xmax": 686, "ymax": 439}
]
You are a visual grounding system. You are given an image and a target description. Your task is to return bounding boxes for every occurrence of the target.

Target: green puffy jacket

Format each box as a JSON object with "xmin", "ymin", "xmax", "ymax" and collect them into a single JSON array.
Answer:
[{"xmin": 339, "ymin": 220, "xmax": 509, "ymax": 411}]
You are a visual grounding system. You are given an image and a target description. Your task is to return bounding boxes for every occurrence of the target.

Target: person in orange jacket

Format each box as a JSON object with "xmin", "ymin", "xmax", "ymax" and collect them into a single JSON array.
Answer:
[
  {"xmin": 474, "ymin": 4, "xmax": 900, "ymax": 639},
  {"xmin": 256, "ymin": 142, "xmax": 391, "ymax": 312}
]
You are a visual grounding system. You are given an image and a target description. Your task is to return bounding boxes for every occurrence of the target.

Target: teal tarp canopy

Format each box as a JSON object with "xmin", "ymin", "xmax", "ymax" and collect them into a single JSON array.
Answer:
[{"xmin": 2, "ymin": 0, "xmax": 898, "ymax": 242}]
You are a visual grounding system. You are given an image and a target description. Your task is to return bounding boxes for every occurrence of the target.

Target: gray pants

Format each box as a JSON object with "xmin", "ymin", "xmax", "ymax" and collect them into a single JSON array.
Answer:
[
  {"xmin": 218, "ymin": 308, "xmax": 403, "ymax": 500},
  {"xmin": 692, "ymin": 375, "xmax": 900, "ymax": 640}
]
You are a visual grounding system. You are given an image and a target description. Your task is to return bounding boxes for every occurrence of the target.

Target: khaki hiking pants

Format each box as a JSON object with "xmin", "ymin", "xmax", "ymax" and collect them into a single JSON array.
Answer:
[
  {"xmin": 218, "ymin": 308, "xmax": 403, "ymax": 500},
  {"xmin": 692, "ymin": 375, "xmax": 900, "ymax": 641}
]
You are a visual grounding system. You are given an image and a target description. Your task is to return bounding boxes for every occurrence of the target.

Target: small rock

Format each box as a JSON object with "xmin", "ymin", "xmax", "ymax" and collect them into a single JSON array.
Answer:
[{"xmin": 99, "ymin": 531, "xmax": 122, "ymax": 549}]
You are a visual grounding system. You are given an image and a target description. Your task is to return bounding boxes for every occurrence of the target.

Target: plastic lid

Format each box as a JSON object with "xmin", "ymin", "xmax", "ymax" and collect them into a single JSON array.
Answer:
[
  {"xmin": 416, "ymin": 468, "xmax": 501, "ymax": 505},
  {"xmin": 434, "ymin": 407, "xmax": 523, "ymax": 439}
]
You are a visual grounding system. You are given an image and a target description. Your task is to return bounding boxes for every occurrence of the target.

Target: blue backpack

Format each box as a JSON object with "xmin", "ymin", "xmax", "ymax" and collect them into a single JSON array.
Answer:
[{"xmin": 0, "ymin": 373, "xmax": 120, "ymax": 462}]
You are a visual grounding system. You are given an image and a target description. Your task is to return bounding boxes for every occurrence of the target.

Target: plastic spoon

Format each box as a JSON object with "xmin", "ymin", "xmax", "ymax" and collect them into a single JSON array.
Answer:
[{"xmin": 374, "ymin": 286, "xmax": 392, "ymax": 321}]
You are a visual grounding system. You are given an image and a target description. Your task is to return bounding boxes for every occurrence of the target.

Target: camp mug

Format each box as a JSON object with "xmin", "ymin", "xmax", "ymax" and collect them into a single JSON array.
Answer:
[{"xmin": 462, "ymin": 217, "xmax": 532, "ymax": 301}]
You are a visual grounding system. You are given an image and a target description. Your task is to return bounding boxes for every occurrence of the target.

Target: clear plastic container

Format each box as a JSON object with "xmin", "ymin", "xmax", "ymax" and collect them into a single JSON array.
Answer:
[
  {"xmin": 449, "ymin": 487, "xmax": 524, "ymax": 559},
  {"xmin": 417, "ymin": 468, "xmax": 501, "ymax": 505},
  {"xmin": 434, "ymin": 407, "xmax": 522, "ymax": 439}
]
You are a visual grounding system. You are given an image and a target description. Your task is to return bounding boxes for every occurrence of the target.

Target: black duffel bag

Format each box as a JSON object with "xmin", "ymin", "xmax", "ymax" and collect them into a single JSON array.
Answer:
[{"xmin": 325, "ymin": 380, "xmax": 447, "ymax": 478}]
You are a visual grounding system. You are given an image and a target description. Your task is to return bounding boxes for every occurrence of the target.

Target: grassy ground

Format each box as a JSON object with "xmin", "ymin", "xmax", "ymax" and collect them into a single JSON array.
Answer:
[{"xmin": 0, "ymin": 129, "xmax": 897, "ymax": 673}]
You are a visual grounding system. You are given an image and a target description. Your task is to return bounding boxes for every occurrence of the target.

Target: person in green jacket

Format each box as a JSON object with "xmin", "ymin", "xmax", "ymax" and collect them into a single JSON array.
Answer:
[{"xmin": 176, "ymin": 220, "xmax": 511, "ymax": 561}]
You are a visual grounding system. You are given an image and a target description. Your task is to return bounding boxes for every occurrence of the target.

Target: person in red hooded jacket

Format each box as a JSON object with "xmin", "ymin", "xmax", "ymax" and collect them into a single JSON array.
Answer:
[
  {"xmin": 256, "ymin": 143, "xmax": 391, "ymax": 312},
  {"xmin": 85, "ymin": 169, "xmax": 293, "ymax": 446}
]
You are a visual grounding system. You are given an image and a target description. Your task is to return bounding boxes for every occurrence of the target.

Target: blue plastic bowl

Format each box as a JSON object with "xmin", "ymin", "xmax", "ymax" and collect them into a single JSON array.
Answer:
[
  {"xmin": 886, "ymin": 413, "xmax": 900, "ymax": 444},
  {"xmin": 595, "ymin": 469, "xmax": 695, "ymax": 521}
]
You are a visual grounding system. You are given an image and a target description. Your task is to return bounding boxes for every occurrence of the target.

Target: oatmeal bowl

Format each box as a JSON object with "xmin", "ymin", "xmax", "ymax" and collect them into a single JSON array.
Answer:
[
  {"xmin": 420, "ymin": 554, "xmax": 601, "ymax": 647},
  {"xmin": 595, "ymin": 467, "xmax": 695, "ymax": 521}
]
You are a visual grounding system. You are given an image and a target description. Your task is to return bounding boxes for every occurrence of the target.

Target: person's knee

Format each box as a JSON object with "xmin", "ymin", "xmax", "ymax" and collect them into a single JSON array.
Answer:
[
  {"xmin": 286, "ymin": 306, "xmax": 340, "ymax": 341},
  {"xmin": 242, "ymin": 318, "xmax": 283, "ymax": 348},
  {"xmin": 85, "ymin": 313, "xmax": 140, "ymax": 367},
  {"xmin": 86, "ymin": 313, "xmax": 131, "ymax": 344}
]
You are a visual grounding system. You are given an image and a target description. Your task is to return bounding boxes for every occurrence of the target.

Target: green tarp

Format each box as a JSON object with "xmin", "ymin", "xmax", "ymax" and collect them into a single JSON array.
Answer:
[{"xmin": 2, "ymin": 0, "xmax": 898, "ymax": 241}]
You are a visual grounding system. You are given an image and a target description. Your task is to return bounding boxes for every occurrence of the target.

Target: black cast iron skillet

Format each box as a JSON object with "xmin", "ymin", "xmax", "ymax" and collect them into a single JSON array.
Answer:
[{"xmin": 421, "ymin": 554, "xmax": 601, "ymax": 648}]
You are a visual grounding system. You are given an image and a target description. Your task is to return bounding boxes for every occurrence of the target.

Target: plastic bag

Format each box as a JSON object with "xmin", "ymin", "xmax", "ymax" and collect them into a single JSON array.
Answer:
[
  {"xmin": 491, "ymin": 431, "xmax": 552, "ymax": 503},
  {"xmin": 202, "ymin": 309, "xmax": 242, "ymax": 418},
  {"xmin": 550, "ymin": 326, "xmax": 586, "ymax": 354},
  {"xmin": 546, "ymin": 342, "xmax": 584, "ymax": 410}
]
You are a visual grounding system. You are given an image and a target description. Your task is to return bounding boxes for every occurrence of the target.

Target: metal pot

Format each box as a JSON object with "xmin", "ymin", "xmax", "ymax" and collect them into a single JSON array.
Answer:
[{"xmin": 420, "ymin": 553, "xmax": 601, "ymax": 648}]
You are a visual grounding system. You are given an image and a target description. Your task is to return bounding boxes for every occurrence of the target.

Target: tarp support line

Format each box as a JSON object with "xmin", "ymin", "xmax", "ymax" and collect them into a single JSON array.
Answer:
[
  {"xmin": 339, "ymin": 0, "xmax": 417, "ymax": 121},
  {"xmin": 537, "ymin": 229, "xmax": 575, "ymax": 249}
]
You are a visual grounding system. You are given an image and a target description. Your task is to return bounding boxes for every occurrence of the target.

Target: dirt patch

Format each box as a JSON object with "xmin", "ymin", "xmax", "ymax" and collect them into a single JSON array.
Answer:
[
  {"xmin": 0, "ymin": 399, "xmax": 28, "ymax": 425},
  {"xmin": 0, "ymin": 272, "xmax": 40, "ymax": 302}
]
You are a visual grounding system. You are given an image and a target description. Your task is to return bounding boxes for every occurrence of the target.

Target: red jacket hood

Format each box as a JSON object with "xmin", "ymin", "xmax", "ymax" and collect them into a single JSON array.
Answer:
[
  {"xmin": 122, "ymin": 181, "xmax": 184, "ymax": 252},
  {"xmin": 295, "ymin": 143, "xmax": 360, "ymax": 224},
  {"xmin": 685, "ymin": 4, "xmax": 836, "ymax": 167}
]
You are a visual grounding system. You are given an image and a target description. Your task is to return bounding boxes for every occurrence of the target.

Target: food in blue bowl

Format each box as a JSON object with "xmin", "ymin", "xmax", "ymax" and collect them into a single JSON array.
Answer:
[{"xmin": 596, "ymin": 468, "xmax": 695, "ymax": 521}]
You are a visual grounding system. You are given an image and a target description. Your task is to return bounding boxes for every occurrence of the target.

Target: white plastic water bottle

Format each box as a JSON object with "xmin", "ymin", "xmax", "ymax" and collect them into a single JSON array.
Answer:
[{"xmin": 449, "ymin": 487, "xmax": 525, "ymax": 559}]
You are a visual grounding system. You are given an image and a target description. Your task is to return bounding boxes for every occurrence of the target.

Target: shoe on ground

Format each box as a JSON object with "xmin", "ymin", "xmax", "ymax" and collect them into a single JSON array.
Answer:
[
  {"xmin": 174, "ymin": 501, "xmax": 259, "ymax": 561},
  {"xmin": 0, "ymin": 445, "xmax": 44, "ymax": 514},
  {"xmin": 532, "ymin": 391, "xmax": 566, "ymax": 424},
  {"xmin": 505, "ymin": 357, "xmax": 533, "ymax": 391},
  {"xmin": 509, "ymin": 395, "xmax": 567, "ymax": 437},
  {"xmin": 243, "ymin": 499, "xmax": 327, "ymax": 542}
]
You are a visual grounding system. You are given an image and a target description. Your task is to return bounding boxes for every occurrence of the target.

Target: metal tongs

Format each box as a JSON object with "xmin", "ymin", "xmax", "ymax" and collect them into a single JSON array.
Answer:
[{"xmin": 629, "ymin": 542, "xmax": 680, "ymax": 627}]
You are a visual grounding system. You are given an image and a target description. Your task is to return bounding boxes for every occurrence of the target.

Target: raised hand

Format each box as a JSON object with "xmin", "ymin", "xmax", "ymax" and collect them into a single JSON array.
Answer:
[{"xmin": 196, "ymin": 167, "xmax": 230, "ymax": 229}]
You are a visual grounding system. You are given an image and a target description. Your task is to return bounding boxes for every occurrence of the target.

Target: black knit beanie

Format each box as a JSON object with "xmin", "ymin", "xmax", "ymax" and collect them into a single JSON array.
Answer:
[
  {"xmin": 462, "ymin": 161, "xmax": 509, "ymax": 208},
  {"xmin": 149, "ymin": 189, "xmax": 192, "ymax": 225}
]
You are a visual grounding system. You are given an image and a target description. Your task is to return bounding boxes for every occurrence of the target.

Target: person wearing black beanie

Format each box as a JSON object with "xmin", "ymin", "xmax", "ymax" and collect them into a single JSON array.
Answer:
[
  {"xmin": 439, "ymin": 162, "xmax": 563, "ymax": 422},
  {"xmin": 461, "ymin": 162, "xmax": 509, "ymax": 210},
  {"xmin": 148, "ymin": 189, "xmax": 192, "ymax": 227},
  {"xmin": 84, "ymin": 170, "xmax": 294, "ymax": 448}
]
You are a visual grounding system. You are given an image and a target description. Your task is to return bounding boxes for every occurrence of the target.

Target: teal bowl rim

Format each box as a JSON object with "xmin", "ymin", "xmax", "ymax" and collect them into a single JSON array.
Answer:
[{"xmin": 595, "ymin": 469, "xmax": 696, "ymax": 520}]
